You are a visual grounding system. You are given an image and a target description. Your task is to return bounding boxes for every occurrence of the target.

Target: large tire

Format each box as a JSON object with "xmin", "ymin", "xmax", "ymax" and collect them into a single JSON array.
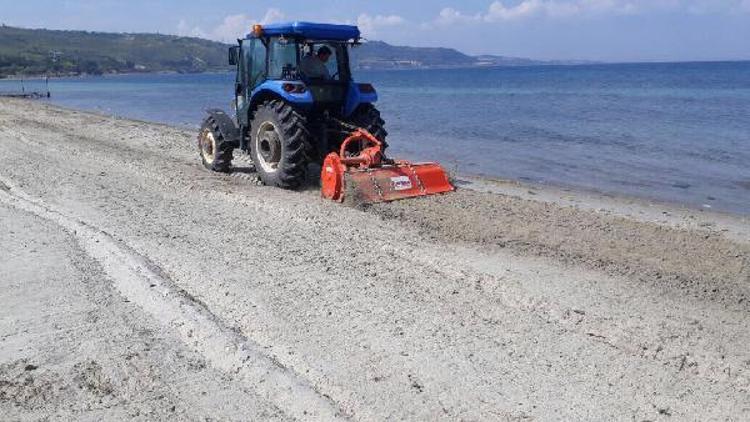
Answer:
[
  {"xmin": 198, "ymin": 116, "xmax": 234, "ymax": 172},
  {"xmin": 349, "ymin": 104, "xmax": 388, "ymax": 149},
  {"xmin": 250, "ymin": 100, "xmax": 310, "ymax": 189}
]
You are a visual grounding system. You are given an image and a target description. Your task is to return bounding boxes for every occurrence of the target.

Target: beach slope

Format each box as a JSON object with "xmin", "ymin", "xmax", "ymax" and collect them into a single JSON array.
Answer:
[{"xmin": 1, "ymin": 98, "xmax": 748, "ymax": 420}]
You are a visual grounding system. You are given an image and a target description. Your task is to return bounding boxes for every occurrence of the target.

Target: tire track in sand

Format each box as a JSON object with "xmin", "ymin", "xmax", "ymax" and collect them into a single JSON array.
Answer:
[{"xmin": 0, "ymin": 175, "xmax": 347, "ymax": 421}]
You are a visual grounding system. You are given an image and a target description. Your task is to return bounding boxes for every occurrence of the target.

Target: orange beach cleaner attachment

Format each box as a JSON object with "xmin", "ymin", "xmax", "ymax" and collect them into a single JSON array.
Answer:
[{"xmin": 321, "ymin": 129, "xmax": 454, "ymax": 203}]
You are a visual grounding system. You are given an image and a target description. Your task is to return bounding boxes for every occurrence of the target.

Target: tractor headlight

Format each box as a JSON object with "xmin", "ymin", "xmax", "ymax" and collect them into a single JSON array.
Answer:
[
  {"xmin": 282, "ymin": 83, "xmax": 307, "ymax": 94},
  {"xmin": 358, "ymin": 84, "xmax": 375, "ymax": 94}
]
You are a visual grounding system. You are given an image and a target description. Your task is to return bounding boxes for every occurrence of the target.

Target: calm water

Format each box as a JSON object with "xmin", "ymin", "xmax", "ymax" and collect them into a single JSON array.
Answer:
[{"xmin": 2, "ymin": 62, "xmax": 749, "ymax": 214}]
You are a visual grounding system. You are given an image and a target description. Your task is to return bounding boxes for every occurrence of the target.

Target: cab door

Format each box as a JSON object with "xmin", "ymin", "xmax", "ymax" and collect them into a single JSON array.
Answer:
[
  {"xmin": 245, "ymin": 39, "xmax": 267, "ymax": 92},
  {"xmin": 238, "ymin": 39, "xmax": 268, "ymax": 125}
]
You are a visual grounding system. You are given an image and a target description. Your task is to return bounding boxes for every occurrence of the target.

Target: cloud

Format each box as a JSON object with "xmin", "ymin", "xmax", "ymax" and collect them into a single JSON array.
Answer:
[
  {"xmin": 432, "ymin": 1, "xmax": 551, "ymax": 24},
  {"xmin": 434, "ymin": 8, "xmax": 483, "ymax": 25},
  {"xmin": 211, "ymin": 15, "xmax": 254, "ymax": 41},
  {"xmin": 485, "ymin": 0, "xmax": 545, "ymax": 21},
  {"xmin": 176, "ymin": 19, "xmax": 208, "ymax": 39},
  {"xmin": 260, "ymin": 8, "xmax": 286, "ymax": 25},
  {"xmin": 483, "ymin": 0, "xmax": 640, "ymax": 21},
  {"xmin": 356, "ymin": 13, "xmax": 406, "ymax": 37},
  {"xmin": 433, "ymin": 0, "xmax": 749, "ymax": 25},
  {"xmin": 179, "ymin": 10, "xmax": 408, "ymax": 41},
  {"xmin": 177, "ymin": 8, "xmax": 285, "ymax": 42},
  {"xmin": 623, "ymin": 0, "xmax": 750, "ymax": 15}
]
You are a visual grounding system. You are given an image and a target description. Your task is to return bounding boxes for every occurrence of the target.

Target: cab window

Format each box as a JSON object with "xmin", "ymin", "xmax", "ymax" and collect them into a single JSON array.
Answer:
[
  {"xmin": 268, "ymin": 37, "xmax": 299, "ymax": 80},
  {"xmin": 300, "ymin": 43, "xmax": 347, "ymax": 81}
]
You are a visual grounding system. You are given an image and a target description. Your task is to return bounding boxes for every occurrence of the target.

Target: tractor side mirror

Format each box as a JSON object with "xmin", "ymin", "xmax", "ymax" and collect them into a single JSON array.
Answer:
[{"xmin": 228, "ymin": 46, "xmax": 239, "ymax": 66}]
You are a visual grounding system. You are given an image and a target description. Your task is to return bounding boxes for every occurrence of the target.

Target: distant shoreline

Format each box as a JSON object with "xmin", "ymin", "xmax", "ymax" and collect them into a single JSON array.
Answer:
[
  {"xmin": 0, "ymin": 69, "xmax": 230, "ymax": 81},
  {"xmin": 5, "ymin": 94, "xmax": 748, "ymax": 219},
  {"xmin": 4, "ymin": 59, "xmax": 749, "ymax": 80},
  {"xmin": 2, "ymin": 95, "xmax": 748, "ymax": 225}
]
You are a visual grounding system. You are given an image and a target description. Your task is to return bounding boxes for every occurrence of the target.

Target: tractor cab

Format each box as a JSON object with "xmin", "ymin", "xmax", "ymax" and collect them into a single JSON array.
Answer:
[
  {"xmin": 200, "ymin": 22, "xmax": 387, "ymax": 190},
  {"xmin": 230, "ymin": 22, "xmax": 375, "ymax": 119}
]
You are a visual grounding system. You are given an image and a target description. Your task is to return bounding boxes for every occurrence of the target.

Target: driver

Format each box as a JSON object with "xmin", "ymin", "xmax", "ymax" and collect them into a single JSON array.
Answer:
[{"xmin": 300, "ymin": 46, "xmax": 332, "ymax": 79}]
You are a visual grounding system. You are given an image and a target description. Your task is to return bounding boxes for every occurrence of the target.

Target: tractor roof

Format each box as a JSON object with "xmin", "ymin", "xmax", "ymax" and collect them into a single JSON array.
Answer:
[{"xmin": 249, "ymin": 21, "xmax": 360, "ymax": 41}]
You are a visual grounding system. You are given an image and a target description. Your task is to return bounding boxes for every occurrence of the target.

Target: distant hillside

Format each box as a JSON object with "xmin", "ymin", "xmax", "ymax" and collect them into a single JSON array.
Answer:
[
  {"xmin": 351, "ymin": 41, "xmax": 581, "ymax": 69},
  {"xmin": 351, "ymin": 41, "xmax": 476, "ymax": 69},
  {"xmin": 0, "ymin": 26, "xmax": 229, "ymax": 77},
  {"xmin": 474, "ymin": 54, "xmax": 598, "ymax": 67},
  {"xmin": 0, "ymin": 25, "xmax": 587, "ymax": 77}
]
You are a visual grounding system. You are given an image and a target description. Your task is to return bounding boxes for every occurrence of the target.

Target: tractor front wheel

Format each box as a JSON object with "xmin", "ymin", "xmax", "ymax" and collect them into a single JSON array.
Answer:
[
  {"xmin": 198, "ymin": 116, "xmax": 234, "ymax": 172},
  {"xmin": 250, "ymin": 100, "xmax": 310, "ymax": 189}
]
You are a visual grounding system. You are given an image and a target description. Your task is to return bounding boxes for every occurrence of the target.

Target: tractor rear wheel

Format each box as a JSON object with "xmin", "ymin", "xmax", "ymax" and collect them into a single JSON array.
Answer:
[
  {"xmin": 198, "ymin": 116, "xmax": 234, "ymax": 172},
  {"xmin": 250, "ymin": 100, "xmax": 310, "ymax": 189},
  {"xmin": 349, "ymin": 104, "xmax": 388, "ymax": 149}
]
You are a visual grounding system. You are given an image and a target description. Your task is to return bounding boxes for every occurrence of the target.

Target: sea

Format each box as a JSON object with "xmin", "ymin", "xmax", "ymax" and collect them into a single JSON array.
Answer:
[{"xmin": 2, "ymin": 61, "xmax": 749, "ymax": 215}]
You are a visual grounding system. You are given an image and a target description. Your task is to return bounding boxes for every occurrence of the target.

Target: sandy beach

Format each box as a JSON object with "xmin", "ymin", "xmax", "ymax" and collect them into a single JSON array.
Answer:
[{"xmin": 1, "ymin": 98, "xmax": 749, "ymax": 420}]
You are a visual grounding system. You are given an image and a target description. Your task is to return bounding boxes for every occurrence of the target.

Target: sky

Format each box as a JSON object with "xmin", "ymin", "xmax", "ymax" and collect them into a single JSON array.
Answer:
[{"xmin": 1, "ymin": 0, "xmax": 750, "ymax": 62}]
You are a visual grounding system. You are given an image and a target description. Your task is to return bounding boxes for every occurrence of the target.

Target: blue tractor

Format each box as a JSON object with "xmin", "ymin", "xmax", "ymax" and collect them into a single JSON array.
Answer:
[{"xmin": 198, "ymin": 22, "xmax": 387, "ymax": 189}]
